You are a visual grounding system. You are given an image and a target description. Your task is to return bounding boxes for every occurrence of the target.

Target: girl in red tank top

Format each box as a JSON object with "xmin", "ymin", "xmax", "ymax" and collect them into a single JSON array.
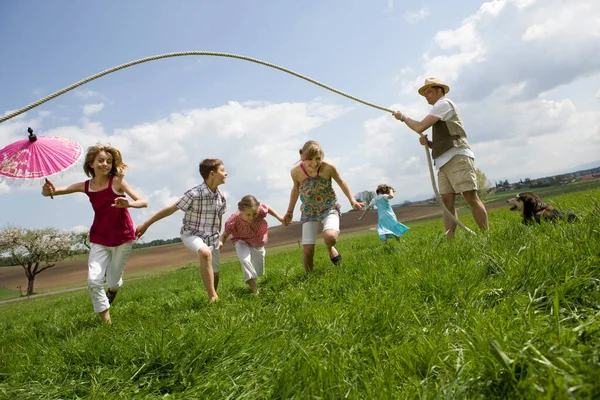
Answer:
[{"xmin": 42, "ymin": 144, "xmax": 147, "ymax": 323}]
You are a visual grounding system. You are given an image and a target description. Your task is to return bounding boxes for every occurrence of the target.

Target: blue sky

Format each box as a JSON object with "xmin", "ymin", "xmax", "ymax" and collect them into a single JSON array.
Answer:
[{"xmin": 1, "ymin": 0, "xmax": 599, "ymax": 241}]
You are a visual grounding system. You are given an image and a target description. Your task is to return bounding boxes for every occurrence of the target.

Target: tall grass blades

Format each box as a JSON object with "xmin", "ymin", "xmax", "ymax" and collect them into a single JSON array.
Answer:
[{"xmin": 1, "ymin": 189, "xmax": 599, "ymax": 399}]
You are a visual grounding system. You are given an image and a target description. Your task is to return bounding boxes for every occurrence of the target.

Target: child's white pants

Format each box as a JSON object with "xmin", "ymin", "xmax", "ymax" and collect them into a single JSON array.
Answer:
[
  {"xmin": 234, "ymin": 241, "xmax": 265, "ymax": 282},
  {"xmin": 87, "ymin": 241, "xmax": 133, "ymax": 313}
]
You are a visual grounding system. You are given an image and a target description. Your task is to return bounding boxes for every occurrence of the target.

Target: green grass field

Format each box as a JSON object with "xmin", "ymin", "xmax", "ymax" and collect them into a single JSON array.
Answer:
[
  {"xmin": 0, "ymin": 287, "xmax": 21, "ymax": 301},
  {"xmin": 1, "ymin": 188, "xmax": 599, "ymax": 399},
  {"xmin": 484, "ymin": 179, "xmax": 600, "ymax": 205}
]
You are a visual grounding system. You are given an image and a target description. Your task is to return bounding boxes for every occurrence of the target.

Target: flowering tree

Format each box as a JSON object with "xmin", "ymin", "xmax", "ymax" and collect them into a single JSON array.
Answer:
[
  {"xmin": 70, "ymin": 231, "xmax": 90, "ymax": 250},
  {"xmin": 476, "ymin": 168, "xmax": 491, "ymax": 201},
  {"xmin": 0, "ymin": 227, "xmax": 75, "ymax": 295},
  {"xmin": 355, "ymin": 190, "xmax": 376, "ymax": 207}
]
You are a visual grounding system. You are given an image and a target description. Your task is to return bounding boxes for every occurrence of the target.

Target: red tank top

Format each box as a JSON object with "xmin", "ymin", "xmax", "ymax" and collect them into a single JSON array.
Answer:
[{"xmin": 85, "ymin": 175, "xmax": 136, "ymax": 246}]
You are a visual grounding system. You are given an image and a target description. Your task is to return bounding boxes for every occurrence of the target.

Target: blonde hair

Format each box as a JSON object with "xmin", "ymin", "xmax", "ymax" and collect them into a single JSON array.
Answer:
[
  {"xmin": 238, "ymin": 195, "xmax": 260, "ymax": 211},
  {"xmin": 84, "ymin": 144, "xmax": 127, "ymax": 178},
  {"xmin": 299, "ymin": 140, "xmax": 324, "ymax": 161}
]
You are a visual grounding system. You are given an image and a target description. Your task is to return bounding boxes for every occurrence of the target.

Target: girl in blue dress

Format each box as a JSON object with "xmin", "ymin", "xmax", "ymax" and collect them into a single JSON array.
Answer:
[{"xmin": 359, "ymin": 184, "xmax": 409, "ymax": 242}]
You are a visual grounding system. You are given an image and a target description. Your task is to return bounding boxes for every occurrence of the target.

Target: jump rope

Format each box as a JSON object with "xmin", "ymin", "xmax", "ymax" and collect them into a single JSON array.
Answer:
[{"xmin": 0, "ymin": 51, "xmax": 475, "ymax": 234}]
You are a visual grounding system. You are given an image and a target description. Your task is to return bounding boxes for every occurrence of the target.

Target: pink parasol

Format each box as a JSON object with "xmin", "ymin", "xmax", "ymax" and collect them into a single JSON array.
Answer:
[{"xmin": 0, "ymin": 128, "xmax": 83, "ymax": 187}]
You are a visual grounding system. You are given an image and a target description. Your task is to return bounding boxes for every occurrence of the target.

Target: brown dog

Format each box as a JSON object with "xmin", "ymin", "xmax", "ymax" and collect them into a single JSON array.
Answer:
[{"xmin": 506, "ymin": 192, "xmax": 577, "ymax": 225}]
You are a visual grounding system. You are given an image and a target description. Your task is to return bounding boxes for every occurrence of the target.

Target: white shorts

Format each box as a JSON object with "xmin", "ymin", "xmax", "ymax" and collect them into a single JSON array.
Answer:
[
  {"xmin": 181, "ymin": 234, "xmax": 221, "ymax": 273},
  {"xmin": 301, "ymin": 213, "xmax": 340, "ymax": 245}
]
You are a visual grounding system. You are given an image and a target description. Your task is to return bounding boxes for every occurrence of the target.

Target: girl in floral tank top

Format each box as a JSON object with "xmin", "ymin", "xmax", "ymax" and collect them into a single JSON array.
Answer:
[
  {"xmin": 298, "ymin": 162, "xmax": 341, "ymax": 222},
  {"xmin": 283, "ymin": 140, "xmax": 365, "ymax": 273},
  {"xmin": 42, "ymin": 144, "xmax": 147, "ymax": 324}
]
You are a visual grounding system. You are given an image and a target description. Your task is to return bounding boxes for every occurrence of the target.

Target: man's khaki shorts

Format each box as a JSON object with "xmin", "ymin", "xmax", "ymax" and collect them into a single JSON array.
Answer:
[{"xmin": 437, "ymin": 155, "xmax": 478, "ymax": 195}]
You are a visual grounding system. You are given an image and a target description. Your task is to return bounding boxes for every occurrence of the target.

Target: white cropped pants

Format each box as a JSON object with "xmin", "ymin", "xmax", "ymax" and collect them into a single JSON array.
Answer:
[
  {"xmin": 87, "ymin": 241, "xmax": 133, "ymax": 313},
  {"xmin": 234, "ymin": 241, "xmax": 266, "ymax": 282}
]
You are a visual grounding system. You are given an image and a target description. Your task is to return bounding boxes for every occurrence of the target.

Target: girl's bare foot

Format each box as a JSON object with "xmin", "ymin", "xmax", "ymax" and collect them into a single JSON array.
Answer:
[
  {"xmin": 99, "ymin": 309, "xmax": 111, "ymax": 324},
  {"xmin": 209, "ymin": 295, "xmax": 219, "ymax": 304},
  {"xmin": 247, "ymin": 279, "xmax": 258, "ymax": 294}
]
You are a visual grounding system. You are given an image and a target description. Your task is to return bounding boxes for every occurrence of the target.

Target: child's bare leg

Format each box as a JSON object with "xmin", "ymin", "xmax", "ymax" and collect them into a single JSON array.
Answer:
[
  {"xmin": 98, "ymin": 309, "xmax": 111, "ymax": 324},
  {"xmin": 303, "ymin": 244, "xmax": 315, "ymax": 272},
  {"xmin": 323, "ymin": 229, "xmax": 339, "ymax": 258},
  {"xmin": 247, "ymin": 278, "xmax": 258, "ymax": 294},
  {"xmin": 213, "ymin": 272, "xmax": 220, "ymax": 291},
  {"xmin": 198, "ymin": 247, "xmax": 218, "ymax": 303}
]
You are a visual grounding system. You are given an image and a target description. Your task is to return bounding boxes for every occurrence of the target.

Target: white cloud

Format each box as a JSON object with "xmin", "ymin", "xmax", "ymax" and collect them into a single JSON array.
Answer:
[
  {"xmin": 418, "ymin": 0, "xmax": 600, "ymax": 101},
  {"xmin": 386, "ymin": 0, "xmax": 600, "ymax": 197},
  {"xmin": 82, "ymin": 103, "xmax": 105, "ymax": 116},
  {"xmin": 393, "ymin": 67, "xmax": 414, "ymax": 83},
  {"xmin": 75, "ymin": 90, "xmax": 108, "ymax": 101},
  {"xmin": 403, "ymin": 7, "xmax": 429, "ymax": 24},
  {"xmin": 385, "ymin": 0, "xmax": 394, "ymax": 12},
  {"xmin": 0, "ymin": 100, "xmax": 351, "ymax": 241},
  {"xmin": 513, "ymin": 0, "xmax": 536, "ymax": 9},
  {"xmin": 522, "ymin": 2, "xmax": 598, "ymax": 41},
  {"xmin": 361, "ymin": 90, "xmax": 600, "ymax": 200},
  {"xmin": 0, "ymin": 182, "xmax": 10, "ymax": 195},
  {"xmin": 70, "ymin": 225, "xmax": 89, "ymax": 233}
]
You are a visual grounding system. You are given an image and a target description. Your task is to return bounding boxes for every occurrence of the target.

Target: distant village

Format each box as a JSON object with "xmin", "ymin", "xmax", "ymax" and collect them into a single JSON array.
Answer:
[
  {"xmin": 490, "ymin": 166, "xmax": 600, "ymax": 193},
  {"xmin": 398, "ymin": 165, "xmax": 600, "ymax": 207}
]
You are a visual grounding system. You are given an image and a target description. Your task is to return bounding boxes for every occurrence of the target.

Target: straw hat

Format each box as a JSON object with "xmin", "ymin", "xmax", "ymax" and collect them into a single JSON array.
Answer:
[{"xmin": 418, "ymin": 77, "xmax": 450, "ymax": 96}]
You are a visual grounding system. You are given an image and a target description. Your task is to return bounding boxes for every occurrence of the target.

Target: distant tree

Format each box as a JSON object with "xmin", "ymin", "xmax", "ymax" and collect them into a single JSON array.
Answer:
[
  {"xmin": 355, "ymin": 190, "xmax": 376, "ymax": 207},
  {"xmin": 0, "ymin": 227, "xmax": 75, "ymax": 295},
  {"xmin": 132, "ymin": 237, "xmax": 182, "ymax": 249},
  {"xmin": 71, "ymin": 231, "xmax": 90, "ymax": 251},
  {"xmin": 475, "ymin": 169, "xmax": 491, "ymax": 201},
  {"xmin": 402, "ymin": 200, "xmax": 412, "ymax": 207},
  {"xmin": 503, "ymin": 179, "xmax": 510, "ymax": 187}
]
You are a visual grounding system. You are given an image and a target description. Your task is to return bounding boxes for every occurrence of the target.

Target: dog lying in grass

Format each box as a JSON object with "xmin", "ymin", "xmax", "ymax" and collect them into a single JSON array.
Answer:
[{"xmin": 506, "ymin": 192, "xmax": 578, "ymax": 225}]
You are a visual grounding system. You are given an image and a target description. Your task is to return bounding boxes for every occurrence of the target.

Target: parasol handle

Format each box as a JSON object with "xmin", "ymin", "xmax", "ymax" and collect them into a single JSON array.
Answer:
[{"xmin": 44, "ymin": 178, "xmax": 54, "ymax": 199}]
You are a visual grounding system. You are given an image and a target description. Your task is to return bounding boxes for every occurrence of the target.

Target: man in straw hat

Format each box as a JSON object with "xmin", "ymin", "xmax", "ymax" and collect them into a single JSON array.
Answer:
[{"xmin": 392, "ymin": 77, "xmax": 488, "ymax": 240}]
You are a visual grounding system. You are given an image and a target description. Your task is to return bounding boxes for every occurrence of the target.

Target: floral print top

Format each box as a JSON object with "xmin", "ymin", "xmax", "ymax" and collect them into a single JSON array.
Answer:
[{"xmin": 298, "ymin": 162, "xmax": 341, "ymax": 222}]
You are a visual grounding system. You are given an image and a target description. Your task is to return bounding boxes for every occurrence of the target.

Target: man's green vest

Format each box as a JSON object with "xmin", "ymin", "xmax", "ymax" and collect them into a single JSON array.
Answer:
[{"xmin": 431, "ymin": 99, "xmax": 470, "ymax": 159}]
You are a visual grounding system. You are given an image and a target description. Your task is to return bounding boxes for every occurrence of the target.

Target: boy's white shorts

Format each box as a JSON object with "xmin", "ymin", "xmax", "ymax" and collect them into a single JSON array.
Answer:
[{"xmin": 181, "ymin": 234, "xmax": 221, "ymax": 273}]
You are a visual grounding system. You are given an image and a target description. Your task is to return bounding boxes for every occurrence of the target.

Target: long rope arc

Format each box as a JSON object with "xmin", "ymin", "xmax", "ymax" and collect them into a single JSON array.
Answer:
[
  {"xmin": 0, "ymin": 51, "xmax": 474, "ymax": 235},
  {"xmin": 0, "ymin": 51, "xmax": 394, "ymax": 123}
]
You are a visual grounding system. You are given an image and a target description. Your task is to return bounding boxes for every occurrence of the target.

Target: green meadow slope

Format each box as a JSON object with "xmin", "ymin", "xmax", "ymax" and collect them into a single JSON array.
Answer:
[{"xmin": 0, "ymin": 188, "xmax": 599, "ymax": 399}]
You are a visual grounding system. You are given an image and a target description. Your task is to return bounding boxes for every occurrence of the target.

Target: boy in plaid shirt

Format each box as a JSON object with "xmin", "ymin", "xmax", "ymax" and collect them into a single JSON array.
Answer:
[{"xmin": 136, "ymin": 159, "xmax": 227, "ymax": 303}]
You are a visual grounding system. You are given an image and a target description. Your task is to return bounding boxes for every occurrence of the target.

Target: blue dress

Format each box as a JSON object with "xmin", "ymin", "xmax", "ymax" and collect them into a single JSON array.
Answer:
[{"xmin": 370, "ymin": 195, "xmax": 410, "ymax": 241}]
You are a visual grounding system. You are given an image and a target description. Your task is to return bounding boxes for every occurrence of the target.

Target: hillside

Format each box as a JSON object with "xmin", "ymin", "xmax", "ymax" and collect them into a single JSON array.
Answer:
[{"xmin": 0, "ymin": 203, "xmax": 451, "ymax": 292}]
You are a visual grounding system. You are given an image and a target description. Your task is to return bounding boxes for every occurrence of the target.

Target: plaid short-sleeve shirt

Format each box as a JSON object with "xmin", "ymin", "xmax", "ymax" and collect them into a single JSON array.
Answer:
[{"xmin": 175, "ymin": 182, "xmax": 227, "ymax": 247}]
